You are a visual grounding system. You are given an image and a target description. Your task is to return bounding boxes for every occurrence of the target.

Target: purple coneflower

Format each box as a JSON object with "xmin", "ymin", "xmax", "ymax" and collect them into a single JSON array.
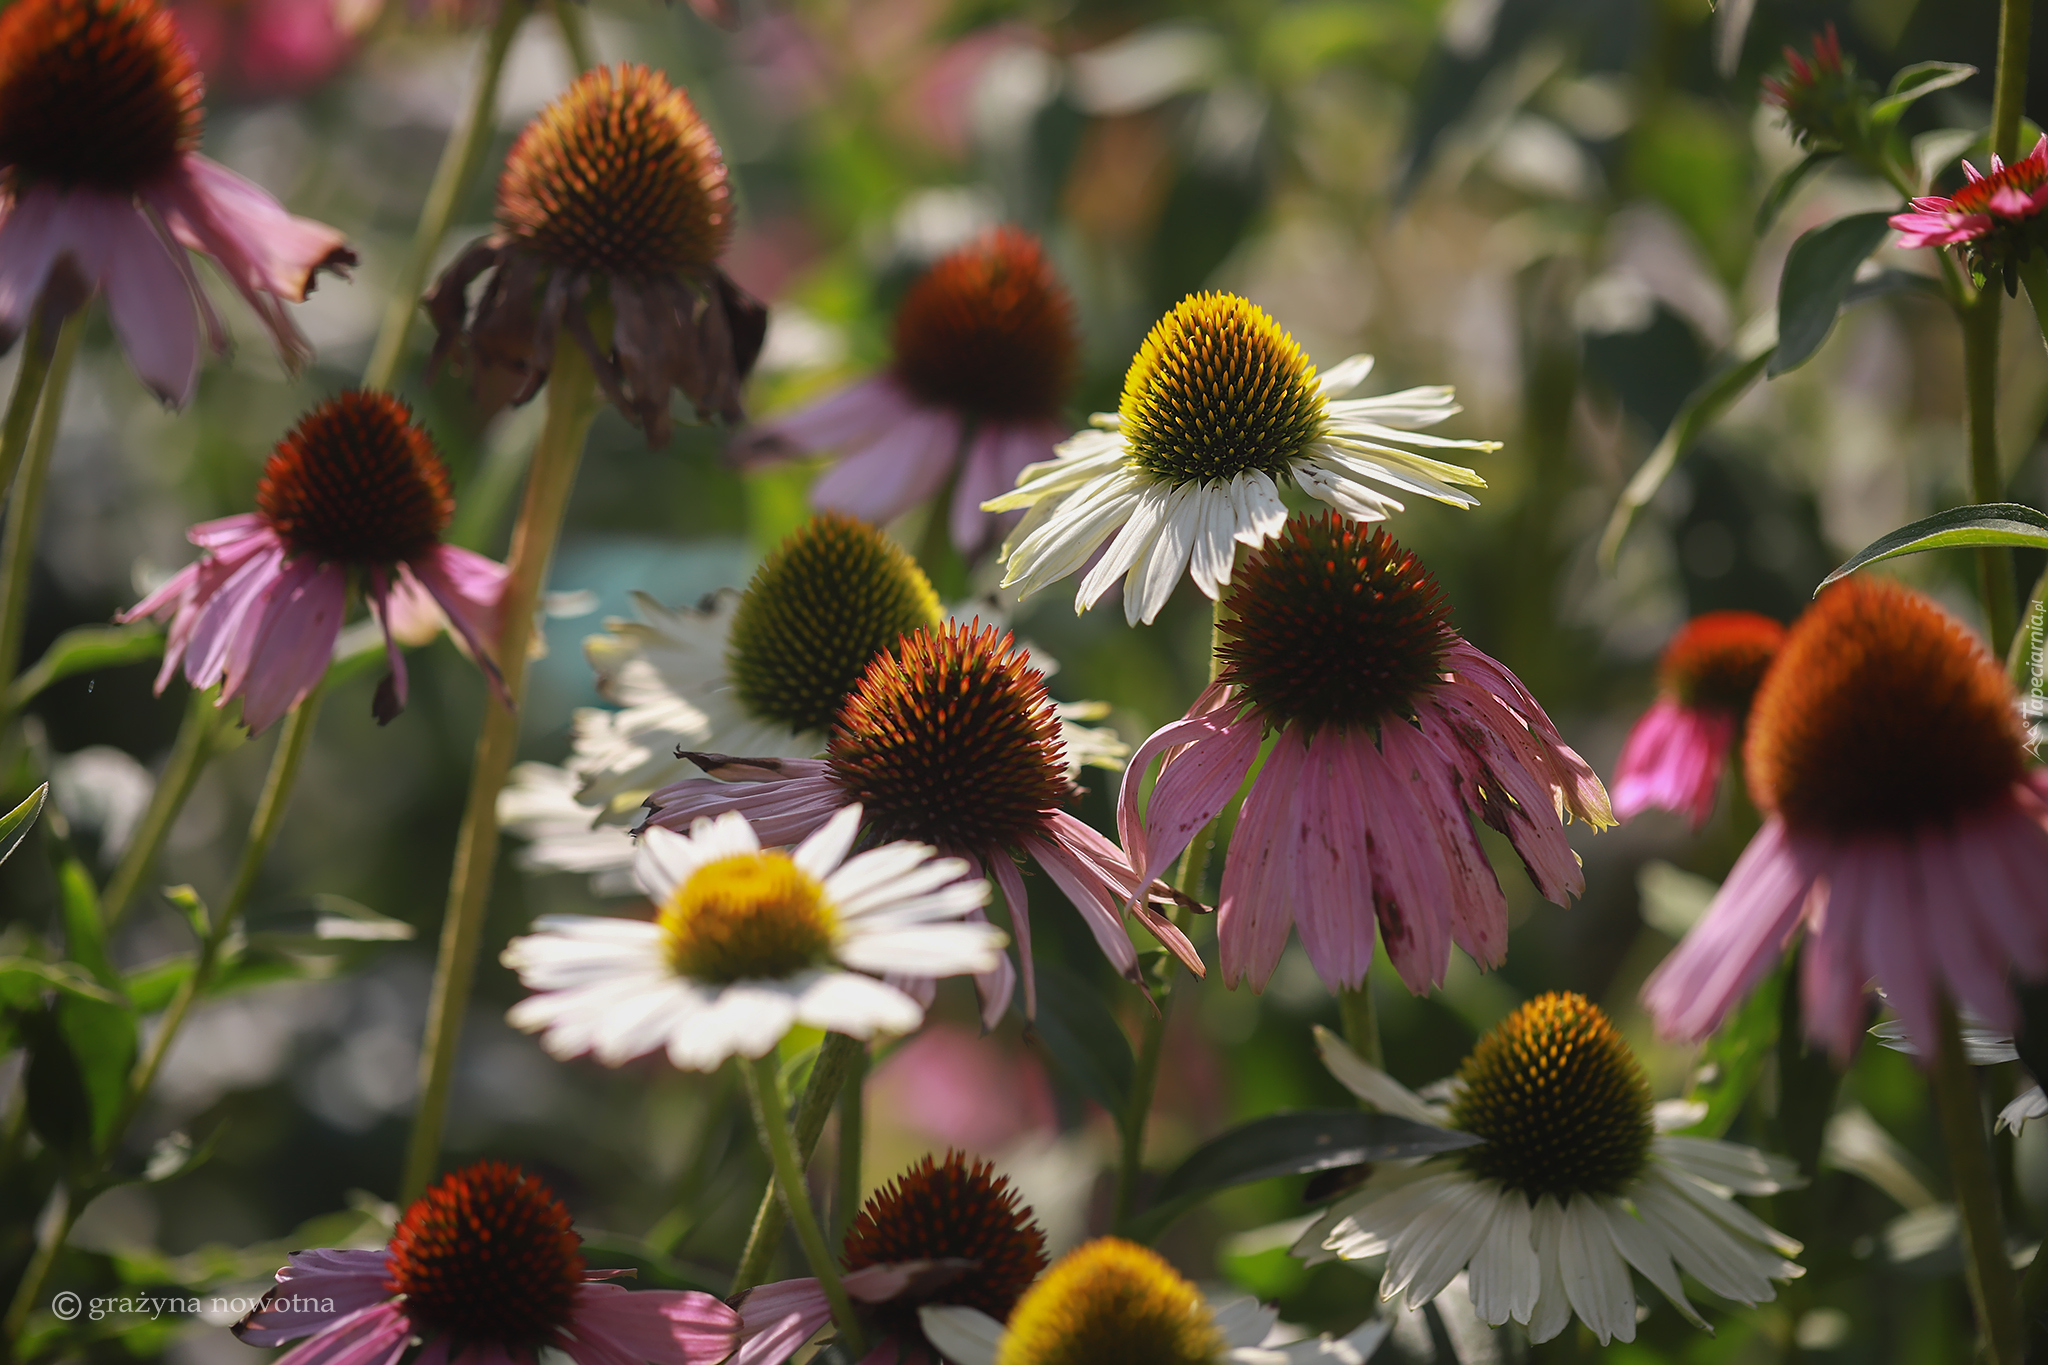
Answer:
[
  {"xmin": 121, "ymin": 390, "xmax": 508, "ymax": 731},
  {"xmin": 1643, "ymin": 576, "xmax": 2048, "ymax": 1058},
  {"xmin": 234, "ymin": 1161, "xmax": 738, "ymax": 1365},
  {"xmin": 1611, "ymin": 610, "xmax": 1786, "ymax": 830},
  {"xmin": 1118, "ymin": 513, "xmax": 1611, "ymax": 995},
  {"xmin": 0, "ymin": 0, "xmax": 354, "ymax": 405}
]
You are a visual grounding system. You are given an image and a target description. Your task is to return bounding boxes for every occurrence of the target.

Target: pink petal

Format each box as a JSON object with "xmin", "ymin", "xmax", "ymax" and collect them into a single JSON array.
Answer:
[
  {"xmin": 731, "ymin": 1278, "xmax": 833, "ymax": 1365},
  {"xmin": 235, "ymin": 1249, "xmax": 393, "ymax": 1347},
  {"xmin": 809, "ymin": 404, "xmax": 961, "ymax": 528},
  {"xmin": 1641, "ymin": 818, "xmax": 1816, "ymax": 1041},
  {"xmin": 1956, "ymin": 790, "xmax": 2048, "ymax": 977},
  {"xmin": 366, "ymin": 568, "xmax": 409, "ymax": 723},
  {"xmin": 182, "ymin": 541, "xmax": 290, "ymax": 694},
  {"xmin": 1381, "ymin": 718, "xmax": 1508, "ymax": 970},
  {"xmin": 1116, "ymin": 708, "xmax": 1260, "ymax": 890},
  {"xmin": 1039, "ymin": 812, "xmax": 1202, "ymax": 975},
  {"xmin": 230, "ymin": 556, "xmax": 346, "ymax": 733},
  {"xmin": 269, "ymin": 1302, "xmax": 413, "ymax": 1365},
  {"xmin": 71, "ymin": 194, "xmax": 202, "ymax": 406},
  {"xmin": 1218, "ymin": 732, "xmax": 1308, "ymax": 991},
  {"xmin": 1913, "ymin": 823, "xmax": 2016, "ymax": 1035},
  {"xmin": 1855, "ymin": 839, "xmax": 1938, "ymax": 1058},
  {"xmin": 1610, "ymin": 698, "xmax": 1734, "ymax": 830},
  {"xmin": 990, "ymin": 852, "xmax": 1032, "ymax": 1020},
  {"xmin": 752, "ymin": 375, "xmax": 917, "ymax": 457},
  {"xmin": 640, "ymin": 773, "xmax": 844, "ymax": 848},
  {"xmin": 1355, "ymin": 729, "xmax": 1454, "ymax": 993},
  {"xmin": 1288, "ymin": 728, "xmax": 1379, "ymax": 991},
  {"xmin": 1798, "ymin": 861, "xmax": 1869, "ymax": 1062},
  {"xmin": 404, "ymin": 543, "xmax": 511, "ymax": 704},
  {"xmin": 0, "ymin": 185, "xmax": 69, "ymax": 342},
  {"xmin": 1020, "ymin": 829, "xmax": 1141, "ymax": 983},
  {"xmin": 567, "ymin": 1284, "xmax": 740, "ymax": 1365}
]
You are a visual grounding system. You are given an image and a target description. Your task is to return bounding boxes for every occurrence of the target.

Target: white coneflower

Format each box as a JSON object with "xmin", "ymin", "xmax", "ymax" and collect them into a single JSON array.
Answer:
[
  {"xmin": 1298, "ymin": 995, "xmax": 1803, "ymax": 1346},
  {"xmin": 986, "ymin": 292, "xmax": 1496, "ymax": 625}
]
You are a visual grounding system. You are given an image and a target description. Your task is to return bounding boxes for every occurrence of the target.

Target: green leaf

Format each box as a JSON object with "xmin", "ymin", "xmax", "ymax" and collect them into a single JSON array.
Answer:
[
  {"xmin": 0, "ymin": 781, "xmax": 46, "ymax": 867},
  {"xmin": 1029, "ymin": 962, "xmax": 1135, "ymax": 1131},
  {"xmin": 25, "ymin": 992, "xmax": 137, "ymax": 1164},
  {"xmin": 1870, "ymin": 62, "xmax": 1978, "ymax": 127},
  {"xmin": 245, "ymin": 893, "xmax": 414, "ymax": 947},
  {"xmin": 0, "ymin": 957, "xmax": 124, "ymax": 1006},
  {"xmin": 1123, "ymin": 1109, "xmax": 1481, "ymax": 1241},
  {"xmin": 0, "ymin": 623, "xmax": 163, "ymax": 717},
  {"xmin": 1753, "ymin": 149, "xmax": 1835, "ymax": 237},
  {"xmin": 1599, "ymin": 315, "xmax": 1777, "ymax": 569},
  {"xmin": 1914, "ymin": 127, "xmax": 1982, "ymax": 193},
  {"xmin": 1819, "ymin": 502, "xmax": 2048, "ymax": 590},
  {"xmin": 1769, "ymin": 212, "xmax": 1895, "ymax": 377},
  {"xmin": 52, "ymin": 834, "xmax": 116, "ymax": 987}
]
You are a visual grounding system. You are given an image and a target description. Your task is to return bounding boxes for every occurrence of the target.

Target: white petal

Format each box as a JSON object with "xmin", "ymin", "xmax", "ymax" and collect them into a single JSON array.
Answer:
[
  {"xmin": 1312, "ymin": 1026, "xmax": 1444, "ymax": 1126},
  {"xmin": 1526, "ymin": 1196, "xmax": 1573, "ymax": 1344},
  {"xmin": 633, "ymin": 825, "xmax": 713, "ymax": 902},
  {"xmin": 1465, "ymin": 1188, "xmax": 1539, "ymax": 1327},
  {"xmin": 918, "ymin": 1305, "xmax": 1004, "ymax": 1365},
  {"xmin": 793, "ymin": 970, "xmax": 926, "ymax": 1037},
  {"xmin": 1653, "ymin": 1135, "xmax": 1802, "ymax": 1195},
  {"xmin": 1315, "ymin": 353, "xmax": 1376, "ymax": 396},
  {"xmin": 1208, "ymin": 1295, "xmax": 1276, "ymax": 1349},
  {"xmin": 1187, "ymin": 483, "xmax": 1240, "ymax": 599},
  {"xmin": 1596, "ymin": 1194, "xmax": 1706, "ymax": 1331},
  {"xmin": 665, "ymin": 983, "xmax": 800, "ymax": 1069},
  {"xmin": 1076, "ymin": 482, "xmax": 1174, "ymax": 609},
  {"xmin": 838, "ymin": 923, "xmax": 1007, "ymax": 977},
  {"xmin": 793, "ymin": 803, "xmax": 863, "ymax": 879},
  {"xmin": 1228, "ymin": 470, "xmax": 1289, "ymax": 547},
  {"xmin": 1558, "ymin": 1196, "xmax": 1636, "ymax": 1345},
  {"xmin": 1383, "ymin": 1173, "xmax": 1499, "ymax": 1309},
  {"xmin": 1125, "ymin": 480, "xmax": 1203, "ymax": 623}
]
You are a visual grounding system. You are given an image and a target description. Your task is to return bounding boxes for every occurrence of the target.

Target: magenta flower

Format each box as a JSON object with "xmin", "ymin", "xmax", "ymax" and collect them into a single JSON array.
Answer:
[
  {"xmin": 1117, "ymin": 514, "xmax": 1612, "ymax": 996},
  {"xmin": 235, "ymin": 1162, "xmax": 739, "ymax": 1365},
  {"xmin": 1890, "ymin": 134, "xmax": 2048, "ymax": 250},
  {"xmin": 1643, "ymin": 577, "xmax": 2048, "ymax": 1060},
  {"xmin": 1612, "ymin": 610, "xmax": 1786, "ymax": 830},
  {"xmin": 737, "ymin": 226, "xmax": 1077, "ymax": 558},
  {"xmin": 121, "ymin": 391, "xmax": 508, "ymax": 732},
  {"xmin": 641, "ymin": 620, "xmax": 1202, "ymax": 1019},
  {"xmin": 0, "ymin": 0, "xmax": 354, "ymax": 406}
]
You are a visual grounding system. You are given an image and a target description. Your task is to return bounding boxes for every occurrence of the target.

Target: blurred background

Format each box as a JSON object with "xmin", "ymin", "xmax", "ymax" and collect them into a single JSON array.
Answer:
[{"xmin": 5, "ymin": 0, "xmax": 2048, "ymax": 1360}]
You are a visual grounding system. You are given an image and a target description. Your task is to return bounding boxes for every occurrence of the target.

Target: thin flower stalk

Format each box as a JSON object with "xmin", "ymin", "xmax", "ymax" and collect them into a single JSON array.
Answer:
[
  {"xmin": 0, "ymin": 312, "xmax": 55, "ymax": 510},
  {"xmin": 100, "ymin": 685, "xmax": 231, "ymax": 926},
  {"xmin": 403, "ymin": 338, "xmax": 601, "ymax": 1202},
  {"xmin": 1933, "ymin": 998, "xmax": 2022, "ymax": 1365},
  {"xmin": 742, "ymin": 1053, "xmax": 867, "ymax": 1357},
  {"xmin": 0, "ymin": 310, "xmax": 82, "ymax": 681},
  {"xmin": 359, "ymin": 0, "xmax": 525, "ymax": 391},
  {"xmin": 730, "ymin": 1031, "xmax": 867, "ymax": 1294}
]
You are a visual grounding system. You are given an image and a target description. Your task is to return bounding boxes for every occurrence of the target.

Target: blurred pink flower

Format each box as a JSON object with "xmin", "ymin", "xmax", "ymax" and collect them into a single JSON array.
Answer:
[
  {"xmin": 236, "ymin": 1162, "xmax": 738, "ymax": 1365},
  {"xmin": 0, "ymin": 0, "xmax": 355, "ymax": 405},
  {"xmin": 1118, "ymin": 515, "xmax": 1611, "ymax": 995},
  {"xmin": 737, "ymin": 227, "xmax": 1077, "ymax": 559},
  {"xmin": 870, "ymin": 1024, "xmax": 1055, "ymax": 1154},
  {"xmin": 1612, "ymin": 610, "xmax": 1786, "ymax": 830},
  {"xmin": 1643, "ymin": 577, "xmax": 2048, "ymax": 1060},
  {"xmin": 1891, "ymin": 134, "xmax": 2048, "ymax": 249},
  {"xmin": 122, "ymin": 392, "xmax": 508, "ymax": 732},
  {"xmin": 171, "ymin": 0, "xmax": 355, "ymax": 99}
]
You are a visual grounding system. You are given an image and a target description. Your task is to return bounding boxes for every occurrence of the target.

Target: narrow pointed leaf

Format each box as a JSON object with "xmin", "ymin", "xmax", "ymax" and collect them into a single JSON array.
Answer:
[
  {"xmin": 1819, "ymin": 503, "xmax": 2048, "ymax": 590},
  {"xmin": 0, "ymin": 782, "xmax": 46, "ymax": 867},
  {"xmin": 1, "ymin": 624, "xmax": 163, "ymax": 717},
  {"xmin": 1754, "ymin": 149, "xmax": 1835, "ymax": 237},
  {"xmin": 1769, "ymin": 212, "xmax": 1895, "ymax": 377},
  {"xmin": 1871, "ymin": 62, "xmax": 1978, "ymax": 126}
]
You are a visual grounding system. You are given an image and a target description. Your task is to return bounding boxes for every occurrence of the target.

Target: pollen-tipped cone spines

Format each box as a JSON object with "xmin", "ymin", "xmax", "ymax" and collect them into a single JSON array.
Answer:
[
  {"xmin": 892, "ymin": 227, "xmax": 1079, "ymax": 422},
  {"xmin": 384, "ymin": 1162, "xmax": 584, "ymax": 1347},
  {"xmin": 1119, "ymin": 292, "xmax": 1326, "ymax": 486},
  {"xmin": 498, "ymin": 63, "xmax": 731, "ymax": 278},
  {"xmin": 0, "ymin": 0, "xmax": 202, "ymax": 190},
  {"xmin": 726, "ymin": 514, "xmax": 944, "ymax": 737},
  {"xmin": 255, "ymin": 391, "xmax": 454, "ymax": 564},
  {"xmin": 659, "ymin": 851, "xmax": 837, "ymax": 984},
  {"xmin": 1658, "ymin": 610, "xmax": 1786, "ymax": 715},
  {"xmin": 828, "ymin": 621, "xmax": 1069, "ymax": 851},
  {"xmin": 996, "ymin": 1239, "xmax": 1223, "ymax": 1365},
  {"xmin": 1217, "ymin": 514, "xmax": 1453, "ymax": 734},
  {"xmin": 1746, "ymin": 576, "xmax": 2025, "ymax": 836},
  {"xmin": 843, "ymin": 1151, "xmax": 1048, "ymax": 1330},
  {"xmin": 1449, "ymin": 992, "xmax": 1654, "ymax": 1201}
]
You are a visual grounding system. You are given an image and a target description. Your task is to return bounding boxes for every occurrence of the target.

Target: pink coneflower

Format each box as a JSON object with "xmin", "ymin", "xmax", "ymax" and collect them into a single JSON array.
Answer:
[
  {"xmin": 1643, "ymin": 576, "xmax": 2048, "ymax": 1059},
  {"xmin": 0, "ymin": 0, "xmax": 354, "ymax": 406},
  {"xmin": 1117, "ymin": 514, "xmax": 1612, "ymax": 995},
  {"xmin": 641, "ymin": 620, "xmax": 1202, "ymax": 1017},
  {"xmin": 734, "ymin": 1150, "xmax": 1046, "ymax": 1365},
  {"xmin": 738, "ymin": 226, "xmax": 1078, "ymax": 558},
  {"xmin": 234, "ymin": 1161, "xmax": 739, "ymax": 1365},
  {"xmin": 1890, "ymin": 134, "xmax": 2048, "ymax": 251},
  {"xmin": 1759, "ymin": 24, "xmax": 1870, "ymax": 154},
  {"xmin": 120, "ymin": 391, "xmax": 508, "ymax": 732},
  {"xmin": 1612, "ymin": 610, "xmax": 1786, "ymax": 830}
]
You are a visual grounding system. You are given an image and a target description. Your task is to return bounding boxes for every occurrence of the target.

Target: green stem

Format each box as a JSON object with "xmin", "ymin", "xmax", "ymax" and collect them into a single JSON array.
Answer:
[
  {"xmin": 360, "ymin": 0, "xmax": 526, "ymax": 393},
  {"xmin": 0, "ymin": 315, "xmax": 52, "ymax": 513},
  {"xmin": 730, "ymin": 1031, "xmax": 865, "ymax": 1293},
  {"xmin": 3, "ymin": 685, "xmax": 323, "ymax": 1355},
  {"xmin": 100, "ymin": 687, "xmax": 224, "ymax": 928},
  {"xmin": 1338, "ymin": 984, "xmax": 1383, "ymax": 1070},
  {"xmin": 1993, "ymin": 0, "xmax": 2034, "ymax": 164},
  {"xmin": 402, "ymin": 340, "xmax": 602, "ymax": 1203},
  {"xmin": 1961, "ymin": 290, "xmax": 2020, "ymax": 658},
  {"xmin": 0, "ymin": 314, "xmax": 83, "ymax": 683},
  {"xmin": 1932, "ymin": 996, "xmax": 2022, "ymax": 1365},
  {"xmin": 550, "ymin": 0, "xmax": 596, "ymax": 73},
  {"xmin": 833, "ymin": 1047, "xmax": 867, "ymax": 1242},
  {"xmin": 742, "ymin": 1055, "xmax": 866, "ymax": 1357}
]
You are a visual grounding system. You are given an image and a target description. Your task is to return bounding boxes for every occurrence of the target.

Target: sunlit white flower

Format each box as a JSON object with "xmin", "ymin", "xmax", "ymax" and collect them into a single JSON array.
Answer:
[
  {"xmin": 986, "ymin": 292, "xmax": 1495, "ymax": 625},
  {"xmin": 1869, "ymin": 1017, "xmax": 2048, "ymax": 1135},
  {"xmin": 502, "ymin": 806, "xmax": 1003, "ymax": 1071},
  {"xmin": 1297, "ymin": 997, "xmax": 1803, "ymax": 1347},
  {"xmin": 919, "ymin": 1237, "xmax": 1392, "ymax": 1365}
]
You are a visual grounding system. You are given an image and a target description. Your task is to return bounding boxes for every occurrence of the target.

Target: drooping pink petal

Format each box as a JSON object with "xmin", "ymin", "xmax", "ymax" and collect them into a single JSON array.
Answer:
[
  {"xmin": 640, "ymin": 770, "xmax": 844, "ymax": 848},
  {"xmin": 1798, "ymin": 865, "xmax": 1868, "ymax": 1062},
  {"xmin": 1041, "ymin": 811, "xmax": 1202, "ymax": 975},
  {"xmin": 365, "ymin": 568, "xmax": 409, "ymax": 724},
  {"xmin": 1610, "ymin": 698, "xmax": 1736, "ymax": 830},
  {"xmin": 1967, "ymin": 788, "xmax": 2048, "ymax": 976},
  {"xmin": 809, "ymin": 404, "xmax": 961, "ymax": 528},
  {"xmin": 181, "ymin": 540, "xmax": 290, "ymax": 694},
  {"xmin": 69, "ymin": 194, "xmax": 202, "ymax": 406},
  {"xmin": 989, "ymin": 852, "xmax": 1032, "ymax": 1020},
  {"xmin": 1116, "ymin": 707, "xmax": 1260, "ymax": 891},
  {"xmin": 1425, "ymin": 680, "xmax": 1584, "ymax": 902},
  {"xmin": 1218, "ymin": 730, "xmax": 1307, "ymax": 991},
  {"xmin": 1381, "ymin": 718, "xmax": 1508, "ymax": 970},
  {"xmin": 404, "ymin": 543, "xmax": 511, "ymax": 703},
  {"xmin": 0, "ymin": 184, "xmax": 70, "ymax": 345},
  {"xmin": 1642, "ymin": 818, "xmax": 1817, "ymax": 1042},
  {"xmin": 730, "ymin": 1277, "xmax": 834, "ymax": 1365},
  {"xmin": 268, "ymin": 1302, "xmax": 413, "ymax": 1365},
  {"xmin": 1855, "ymin": 839, "xmax": 1938, "ymax": 1058},
  {"xmin": 565, "ymin": 1283, "xmax": 740, "ymax": 1365},
  {"xmin": 744, "ymin": 375, "xmax": 919, "ymax": 463},
  {"xmin": 230, "ymin": 556, "xmax": 347, "ymax": 733},
  {"xmin": 1354, "ymin": 729, "xmax": 1454, "ymax": 993},
  {"xmin": 235, "ymin": 1249, "xmax": 393, "ymax": 1346},
  {"xmin": 1912, "ymin": 823, "xmax": 2017, "ymax": 1036},
  {"xmin": 1288, "ymin": 728, "xmax": 1378, "ymax": 991},
  {"xmin": 1021, "ymin": 828, "xmax": 1142, "ymax": 984}
]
